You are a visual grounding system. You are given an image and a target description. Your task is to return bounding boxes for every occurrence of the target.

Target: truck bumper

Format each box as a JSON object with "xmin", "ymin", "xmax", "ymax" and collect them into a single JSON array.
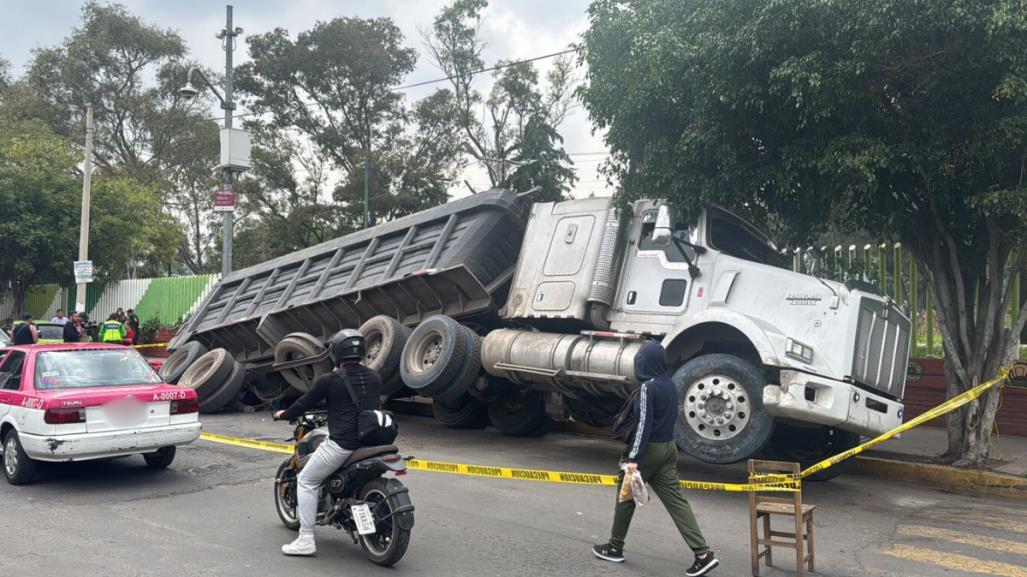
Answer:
[
  {"xmin": 763, "ymin": 370, "xmax": 904, "ymax": 437},
  {"xmin": 19, "ymin": 422, "xmax": 202, "ymax": 462}
]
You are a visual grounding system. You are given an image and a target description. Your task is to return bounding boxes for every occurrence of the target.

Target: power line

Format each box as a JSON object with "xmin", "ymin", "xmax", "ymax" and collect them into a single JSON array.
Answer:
[{"xmin": 201, "ymin": 46, "xmax": 581, "ymax": 124}]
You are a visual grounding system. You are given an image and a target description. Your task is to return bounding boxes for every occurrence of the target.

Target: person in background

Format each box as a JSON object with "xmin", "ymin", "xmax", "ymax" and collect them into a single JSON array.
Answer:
[
  {"xmin": 51, "ymin": 308, "xmax": 69, "ymax": 325},
  {"xmin": 62, "ymin": 311, "xmax": 83, "ymax": 343},
  {"xmin": 122, "ymin": 321, "xmax": 136, "ymax": 346},
  {"xmin": 592, "ymin": 341, "xmax": 719, "ymax": 577},
  {"xmin": 115, "ymin": 307, "xmax": 127, "ymax": 324},
  {"xmin": 127, "ymin": 308, "xmax": 141, "ymax": 345},
  {"xmin": 1, "ymin": 318, "xmax": 12, "ymax": 334},
  {"xmin": 98, "ymin": 314, "xmax": 126, "ymax": 343},
  {"xmin": 12, "ymin": 313, "xmax": 39, "ymax": 345}
]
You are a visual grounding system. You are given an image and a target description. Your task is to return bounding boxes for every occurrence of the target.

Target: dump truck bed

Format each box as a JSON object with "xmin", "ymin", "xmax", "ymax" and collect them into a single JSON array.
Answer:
[{"xmin": 171, "ymin": 190, "xmax": 527, "ymax": 364}]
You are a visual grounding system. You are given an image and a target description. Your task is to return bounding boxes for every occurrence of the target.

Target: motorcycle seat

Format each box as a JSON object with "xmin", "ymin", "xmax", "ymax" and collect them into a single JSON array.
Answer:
[{"xmin": 344, "ymin": 444, "xmax": 398, "ymax": 467}]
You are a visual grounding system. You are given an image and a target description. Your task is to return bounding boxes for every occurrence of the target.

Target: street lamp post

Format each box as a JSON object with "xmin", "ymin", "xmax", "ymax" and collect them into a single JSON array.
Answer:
[
  {"xmin": 74, "ymin": 105, "xmax": 94, "ymax": 312},
  {"xmin": 180, "ymin": 5, "xmax": 245, "ymax": 278}
]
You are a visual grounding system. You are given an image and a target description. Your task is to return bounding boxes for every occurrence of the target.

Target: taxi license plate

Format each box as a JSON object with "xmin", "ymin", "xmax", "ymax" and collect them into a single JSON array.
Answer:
[{"xmin": 352, "ymin": 504, "xmax": 376, "ymax": 535}]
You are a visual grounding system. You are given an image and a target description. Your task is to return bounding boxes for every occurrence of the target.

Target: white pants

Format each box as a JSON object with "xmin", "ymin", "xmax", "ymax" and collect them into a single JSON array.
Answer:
[{"xmin": 297, "ymin": 438, "xmax": 353, "ymax": 535}]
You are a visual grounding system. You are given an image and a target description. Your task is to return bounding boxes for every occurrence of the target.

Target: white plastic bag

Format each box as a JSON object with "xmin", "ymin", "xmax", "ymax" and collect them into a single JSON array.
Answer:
[{"xmin": 618, "ymin": 468, "xmax": 651, "ymax": 506}]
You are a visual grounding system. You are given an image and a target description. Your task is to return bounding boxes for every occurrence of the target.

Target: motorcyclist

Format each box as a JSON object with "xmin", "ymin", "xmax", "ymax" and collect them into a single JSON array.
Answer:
[{"xmin": 273, "ymin": 329, "xmax": 383, "ymax": 557}]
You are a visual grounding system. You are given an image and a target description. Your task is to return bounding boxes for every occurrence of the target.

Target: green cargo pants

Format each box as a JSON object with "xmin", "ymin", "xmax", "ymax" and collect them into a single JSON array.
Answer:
[{"xmin": 609, "ymin": 441, "xmax": 709, "ymax": 554}]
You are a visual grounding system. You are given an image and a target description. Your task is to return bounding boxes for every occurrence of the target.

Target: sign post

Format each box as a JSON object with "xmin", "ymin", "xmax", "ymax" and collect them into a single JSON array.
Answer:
[
  {"xmin": 214, "ymin": 190, "xmax": 236, "ymax": 212},
  {"xmin": 73, "ymin": 260, "xmax": 94, "ymax": 285}
]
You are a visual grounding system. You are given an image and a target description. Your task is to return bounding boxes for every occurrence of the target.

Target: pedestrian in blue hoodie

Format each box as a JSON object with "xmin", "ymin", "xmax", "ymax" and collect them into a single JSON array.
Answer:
[{"xmin": 593, "ymin": 341, "xmax": 720, "ymax": 577}]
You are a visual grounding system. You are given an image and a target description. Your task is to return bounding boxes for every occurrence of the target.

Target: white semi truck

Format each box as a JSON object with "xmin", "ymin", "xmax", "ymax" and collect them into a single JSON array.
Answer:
[{"xmin": 170, "ymin": 189, "xmax": 910, "ymax": 475}]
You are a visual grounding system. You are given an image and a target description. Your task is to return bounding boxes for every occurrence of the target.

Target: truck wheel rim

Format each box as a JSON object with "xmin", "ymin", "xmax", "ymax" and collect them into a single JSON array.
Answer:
[
  {"xmin": 412, "ymin": 332, "xmax": 444, "ymax": 373},
  {"xmin": 682, "ymin": 374, "xmax": 750, "ymax": 441},
  {"xmin": 4, "ymin": 438, "xmax": 16, "ymax": 477},
  {"xmin": 365, "ymin": 333, "xmax": 384, "ymax": 366}
]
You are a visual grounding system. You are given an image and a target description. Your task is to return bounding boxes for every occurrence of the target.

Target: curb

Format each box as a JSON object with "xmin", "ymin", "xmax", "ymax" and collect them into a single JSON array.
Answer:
[{"xmin": 851, "ymin": 456, "xmax": 1027, "ymax": 500}]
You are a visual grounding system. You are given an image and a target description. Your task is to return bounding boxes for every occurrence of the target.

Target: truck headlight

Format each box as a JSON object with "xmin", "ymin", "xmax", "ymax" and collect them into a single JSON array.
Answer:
[{"xmin": 785, "ymin": 338, "xmax": 814, "ymax": 364}]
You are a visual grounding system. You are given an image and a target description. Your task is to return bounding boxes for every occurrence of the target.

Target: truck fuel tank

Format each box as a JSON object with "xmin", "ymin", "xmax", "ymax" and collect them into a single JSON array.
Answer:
[{"xmin": 481, "ymin": 329, "xmax": 645, "ymax": 399}]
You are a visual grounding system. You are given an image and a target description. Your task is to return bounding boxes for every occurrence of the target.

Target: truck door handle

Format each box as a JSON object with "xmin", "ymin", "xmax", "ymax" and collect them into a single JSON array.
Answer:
[{"xmin": 627, "ymin": 291, "xmax": 637, "ymax": 305}]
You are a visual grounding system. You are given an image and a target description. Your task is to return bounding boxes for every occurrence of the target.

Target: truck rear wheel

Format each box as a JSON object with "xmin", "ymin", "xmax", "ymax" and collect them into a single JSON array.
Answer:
[
  {"xmin": 563, "ymin": 393, "xmax": 623, "ymax": 429},
  {"xmin": 765, "ymin": 424, "xmax": 860, "ymax": 481},
  {"xmin": 488, "ymin": 391, "xmax": 549, "ymax": 437},
  {"xmin": 432, "ymin": 395, "xmax": 489, "ymax": 429},
  {"xmin": 671, "ymin": 354, "xmax": 774, "ymax": 464},
  {"xmin": 179, "ymin": 348, "xmax": 235, "ymax": 400},
  {"xmin": 360, "ymin": 316, "xmax": 412, "ymax": 396},
  {"xmin": 400, "ymin": 315, "xmax": 467, "ymax": 396},
  {"xmin": 159, "ymin": 341, "xmax": 207, "ymax": 384},
  {"xmin": 436, "ymin": 327, "xmax": 483, "ymax": 402},
  {"xmin": 274, "ymin": 333, "xmax": 331, "ymax": 393}
]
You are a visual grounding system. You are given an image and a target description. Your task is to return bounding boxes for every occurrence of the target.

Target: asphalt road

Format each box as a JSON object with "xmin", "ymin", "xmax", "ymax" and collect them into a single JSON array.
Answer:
[{"xmin": 2, "ymin": 411, "xmax": 1026, "ymax": 577}]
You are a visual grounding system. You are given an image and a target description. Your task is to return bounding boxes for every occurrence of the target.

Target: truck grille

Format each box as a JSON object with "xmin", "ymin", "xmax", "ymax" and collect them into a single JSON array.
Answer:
[{"xmin": 851, "ymin": 297, "xmax": 911, "ymax": 399}]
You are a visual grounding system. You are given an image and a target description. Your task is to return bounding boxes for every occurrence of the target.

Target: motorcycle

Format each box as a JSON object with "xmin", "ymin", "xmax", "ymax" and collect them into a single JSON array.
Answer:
[{"xmin": 274, "ymin": 411, "xmax": 415, "ymax": 566}]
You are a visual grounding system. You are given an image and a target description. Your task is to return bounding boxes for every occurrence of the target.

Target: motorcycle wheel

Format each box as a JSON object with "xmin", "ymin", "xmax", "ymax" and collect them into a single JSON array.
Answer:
[
  {"xmin": 274, "ymin": 459, "xmax": 300, "ymax": 530},
  {"xmin": 357, "ymin": 478, "xmax": 411, "ymax": 566}
]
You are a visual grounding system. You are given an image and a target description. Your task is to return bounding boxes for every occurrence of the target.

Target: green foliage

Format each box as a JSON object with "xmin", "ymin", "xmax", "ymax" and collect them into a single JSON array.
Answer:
[
  {"xmin": 140, "ymin": 316, "xmax": 161, "ymax": 343},
  {"xmin": 581, "ymin": 0, "xmax": 1027, "ymax": 464},
  {"xmin": 425, "ymin": 0, "xmax": 577, "ymax": 199}
]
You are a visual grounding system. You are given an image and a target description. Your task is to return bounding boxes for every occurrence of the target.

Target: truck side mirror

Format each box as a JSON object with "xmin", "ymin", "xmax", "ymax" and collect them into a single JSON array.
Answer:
[{"xmin": 651, "ymin": 204, "xmax": 674, "ymax": 247}]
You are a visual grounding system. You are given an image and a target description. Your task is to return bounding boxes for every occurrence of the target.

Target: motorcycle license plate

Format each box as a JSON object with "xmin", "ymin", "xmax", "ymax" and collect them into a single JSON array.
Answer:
[{"xmin": 352, "ymin": 504, "xmax": 376, "ymax": 535}]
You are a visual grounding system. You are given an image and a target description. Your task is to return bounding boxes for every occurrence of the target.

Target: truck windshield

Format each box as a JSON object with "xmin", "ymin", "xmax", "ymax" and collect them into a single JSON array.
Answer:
[
  {"xmin": 707, "ymin": 210, "xmax": 787, "ymax": 267},
  {"xmin": 34, "ymin": 349, "xmax": 161, "ymax": 390}
]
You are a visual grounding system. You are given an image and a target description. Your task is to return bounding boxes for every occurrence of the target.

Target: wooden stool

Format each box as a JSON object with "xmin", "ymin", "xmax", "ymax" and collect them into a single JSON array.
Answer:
[{"xmin": 748, "ymin": 460, "xmax": 815, "ymax": 576}]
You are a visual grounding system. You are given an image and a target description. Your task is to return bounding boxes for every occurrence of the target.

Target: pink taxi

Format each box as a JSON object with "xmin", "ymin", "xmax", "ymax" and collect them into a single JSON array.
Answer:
[{"xmin": 0, "ymin": 343, "xmax": 201, "ymax": 484}]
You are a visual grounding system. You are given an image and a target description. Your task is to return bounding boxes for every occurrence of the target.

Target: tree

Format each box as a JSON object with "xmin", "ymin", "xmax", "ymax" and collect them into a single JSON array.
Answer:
[
  {"xmin": 425, "ymin": 0, "xmax": 576, "ymax": 200},
  {"xmin": 580, "ymin": 0, "xmax": 1027, "ymax": 466},
  {"xmin": 0, "ymin": 120, "xmax": 79, "ymax": 312},
  {"xmin": 237, "ymin": 16, "xmax": 463, "ymax": 228}
]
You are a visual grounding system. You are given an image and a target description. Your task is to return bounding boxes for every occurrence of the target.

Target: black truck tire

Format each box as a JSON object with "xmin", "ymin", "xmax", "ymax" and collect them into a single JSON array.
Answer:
[
  {"xmin": 199, "ymin": 360, "xmax": 247, "ymax": 413},
  {"xmin": 488, "ymin": 391, "xmax": 550, "ymax": 437},
  {"xmin": 159, "ymin": 341, "xmax": 207, "ymax": 384},
  {"xmin": 400, "ymin": 315, "xmax": 467, "ymax": 396},
  {"xmin": 432, "ymin": 395, "xmax": 489, "ymax": 429},
  {"xmin": 274, "ymin": 332, "xmax": 331, "ymax": 393},
  {"xmin": 671, "ymin": 354, "xmax": 775, "ymax": 464},
  {"xmin": 360, "ymin": 316, "xmax": 412, "ymax": 386},
  {"xmin": 179, "ymin": 348, "xmax": 235, "ymax": 401},
  {"xmin": 435, "ymin": 327, "xmax": 483, "ymax": 403},
  {"xmin": 765, "ymin": 424, "xmax": 860, "ymax": 481},
  {"xmin": 563, "ymin": 393, "xmax": 624, "ymax": 429}
]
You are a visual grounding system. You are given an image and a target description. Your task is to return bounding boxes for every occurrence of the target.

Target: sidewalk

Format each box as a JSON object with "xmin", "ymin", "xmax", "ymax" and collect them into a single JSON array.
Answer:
[{"xmin": 863, "ymin": 424, "xmax": 1027, "ymax": 478}]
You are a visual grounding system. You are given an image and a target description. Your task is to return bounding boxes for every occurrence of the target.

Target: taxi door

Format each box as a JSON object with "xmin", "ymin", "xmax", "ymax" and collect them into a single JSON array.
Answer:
[{"xmin": 0, "ymin": 351, "xmax": 20, "ymax": 420}]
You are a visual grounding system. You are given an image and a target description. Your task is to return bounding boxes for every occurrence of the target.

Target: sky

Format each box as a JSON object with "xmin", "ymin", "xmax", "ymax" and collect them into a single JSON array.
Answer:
[{"xmin": 0, "ymin": 0, "xmax": 614, "ymax": 199}]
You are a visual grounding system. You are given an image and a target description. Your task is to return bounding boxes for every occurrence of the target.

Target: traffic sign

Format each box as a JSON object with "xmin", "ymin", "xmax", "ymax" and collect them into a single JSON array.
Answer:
[
  {"xmin": 214, "ymin": 190, "xmax": 235, "ymax": 212},
  {"xmin": 73, "ymin": 260, "xmax": 93, "ymax": 284}
]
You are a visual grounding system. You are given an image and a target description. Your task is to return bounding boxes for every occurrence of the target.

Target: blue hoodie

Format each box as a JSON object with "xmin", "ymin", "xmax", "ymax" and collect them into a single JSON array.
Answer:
[{"xmin": 627, "ymin": 341, "xmax": 679, "ymax": 462}]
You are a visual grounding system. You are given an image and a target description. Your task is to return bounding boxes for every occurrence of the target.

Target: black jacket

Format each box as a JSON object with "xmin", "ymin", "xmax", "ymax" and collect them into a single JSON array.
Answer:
[
  {"xmin": 626, "ymin": 341, "xmax": 678, "ymax": 462},
  {"xmin": 280, "ymin": 363, "xmax": 382, "ymax": 450},
  {"xmin": 63, "ymin": 322, "xmax": 81, "ymax": 343}
]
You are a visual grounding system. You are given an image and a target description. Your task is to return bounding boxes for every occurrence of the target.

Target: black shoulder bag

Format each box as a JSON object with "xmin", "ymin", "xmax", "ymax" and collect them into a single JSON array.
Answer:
[
  {"xmin": 338, "ymin": 370, "xmax": 399, "ymax": 446},
  {"xmin": 610, "ymin": 383, "xmax": 645, "ymax": 442}
]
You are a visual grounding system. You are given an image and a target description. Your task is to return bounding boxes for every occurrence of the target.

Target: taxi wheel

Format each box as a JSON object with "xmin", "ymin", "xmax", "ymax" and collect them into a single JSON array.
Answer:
[
  {"xmin": 3, "ymin": 430, "xmax": 38, "ymax": 485},
  {"xmin": 143, "ymin": 446, "xmax": 176, "ymax": 469}
]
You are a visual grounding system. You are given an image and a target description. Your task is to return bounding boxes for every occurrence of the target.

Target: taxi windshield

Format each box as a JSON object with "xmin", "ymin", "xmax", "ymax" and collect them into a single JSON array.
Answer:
[{"xmin": 34, "ymin": 349, "xmax": 161, "ymax": 390}]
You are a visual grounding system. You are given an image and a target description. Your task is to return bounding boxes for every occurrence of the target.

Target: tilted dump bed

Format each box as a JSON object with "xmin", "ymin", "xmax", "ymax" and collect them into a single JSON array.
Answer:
[{"xmin": 171, "ymin": 190, "xmax": 527, "ymax": 365}]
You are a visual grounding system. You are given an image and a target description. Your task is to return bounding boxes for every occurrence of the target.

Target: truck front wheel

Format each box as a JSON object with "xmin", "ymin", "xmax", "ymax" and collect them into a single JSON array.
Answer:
[
  {"xmin": 765, "ymin": 424, "xmax": 860, "ymax": 481},
  {"xmin": 671, "ymin": 354, "xmax": 774, "ymax": 464}
]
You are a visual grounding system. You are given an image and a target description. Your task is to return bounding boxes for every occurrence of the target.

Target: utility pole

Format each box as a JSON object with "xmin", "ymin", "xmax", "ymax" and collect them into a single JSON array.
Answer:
[
  {"xmin": 74, "ymin": 105, "xmax": 94, "ymax": 312},
  {"xmin": 363, "ymin": 144, "xmax": 370, "ymax": 228},
  {"xmin": 221, "ymin": 5, "xmax": 240, "ymax": 277}
]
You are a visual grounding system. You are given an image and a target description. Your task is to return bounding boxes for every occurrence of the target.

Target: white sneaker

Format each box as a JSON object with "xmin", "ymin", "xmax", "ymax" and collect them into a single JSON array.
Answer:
[{"xmin": 282, "ymin": 533, "xmax": 316, "ymax": 556}]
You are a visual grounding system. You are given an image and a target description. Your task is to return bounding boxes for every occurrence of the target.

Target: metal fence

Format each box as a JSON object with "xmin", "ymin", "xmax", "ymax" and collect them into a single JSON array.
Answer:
[{"xmin": 789, "ymin": 243, "xmax": 1023, "ymax": 358}]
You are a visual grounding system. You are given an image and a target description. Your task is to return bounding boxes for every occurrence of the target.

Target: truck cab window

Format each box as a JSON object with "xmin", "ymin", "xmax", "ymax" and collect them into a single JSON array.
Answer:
[
  {"xmin": 707, "ymin": 211, "xmax": 786, "ymax": 268},
  {"xmin": 638, "ymin": 214, "xmax": 696, "ymax": 263}
]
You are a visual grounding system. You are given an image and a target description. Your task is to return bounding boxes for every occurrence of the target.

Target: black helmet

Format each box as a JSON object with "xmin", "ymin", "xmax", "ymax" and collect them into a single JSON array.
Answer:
[{"xmin": 329, "ymin": 328, "xmax": 365, "ymax": 365}]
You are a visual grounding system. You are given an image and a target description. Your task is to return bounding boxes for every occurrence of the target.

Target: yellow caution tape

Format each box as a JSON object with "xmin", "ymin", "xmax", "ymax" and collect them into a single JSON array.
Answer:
[
  {"xmin": 198, "ymin": 432, "xmax": 797, "ymax": 492},
  {"xmin": 197, "ymin": 367, "xmax": 1011, "ymax": 493},
  {"xmin": 800, "ymin": 368, "xmax": 1008, "ymax": 478},
  {"xmin": 134, "ymin": 343, "xmax": 170, "ymax": 349},
  {"xmin": 200, "ymin": 431, "xmax": 294, "ymax": 455}
]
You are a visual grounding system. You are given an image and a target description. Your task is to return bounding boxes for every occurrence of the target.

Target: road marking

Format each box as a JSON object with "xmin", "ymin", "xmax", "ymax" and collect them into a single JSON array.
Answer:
[
  {"xmin": 886, "ymin": 544, "xmax": 1027, "ymax": 577},
  {"xmin": 898, "ymin": 524, "xmax": 1027, "ymax": 557},
  {"xmin": 920, "ymin": 511, "xmax": 1027, "ymax": 535}
]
